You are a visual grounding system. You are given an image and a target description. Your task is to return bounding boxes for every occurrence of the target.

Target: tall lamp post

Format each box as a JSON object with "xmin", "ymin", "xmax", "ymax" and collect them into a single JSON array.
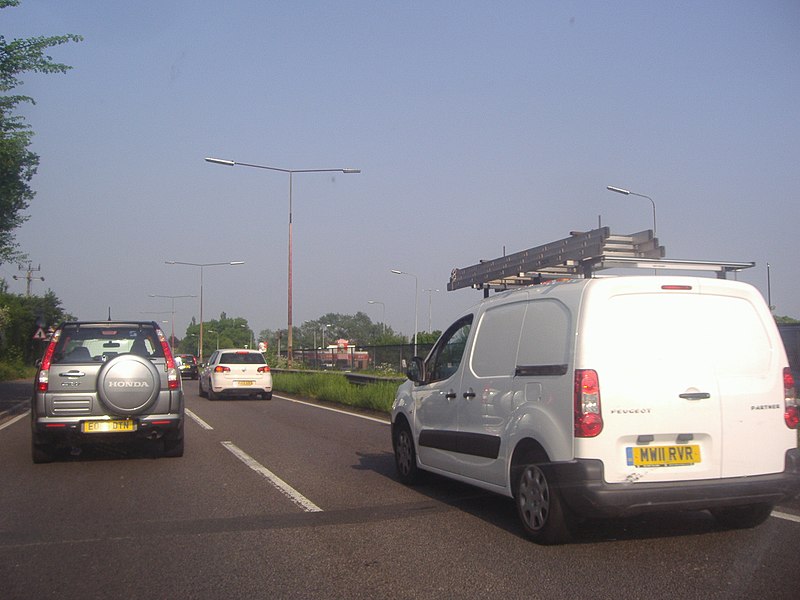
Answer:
[
  {"xmin": 148, "ymin": 293, "xmax": 196, "ymax": 349},
  {"xmin": 165, "ymin": 260, "xmax": 244, "ymax": 362},
  {"xmin": 391, "ymin": 269, "xmax": 418, "ymax": 355},
  {"xmin": 606, "ymin": 185, "xmax": 657, "ymax": 235},
  {"xmin": 205, "ymin": 157, "xmax": 360, "ymax": 367}
]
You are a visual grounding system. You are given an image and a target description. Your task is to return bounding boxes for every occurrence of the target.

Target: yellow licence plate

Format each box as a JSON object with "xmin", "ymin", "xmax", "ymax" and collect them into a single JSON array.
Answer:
[
  {"xmin": 82, "ymin": 420, "xmax": 136, "ymax": 433},
  {"xmin": 626, "ymin": 444, "xmax": 701, "ymax": 467},
  {"xmin": 235, "ymin": 380, "xmax": 254, "ymax": 386}
]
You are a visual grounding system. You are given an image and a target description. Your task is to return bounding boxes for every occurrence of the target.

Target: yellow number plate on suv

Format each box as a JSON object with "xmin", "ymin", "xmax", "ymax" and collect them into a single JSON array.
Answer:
[
  {"xmin": 626, "ymin": 445, "xmax": 701, "ymax": 467},
  {"xmin": 82, "ymin": 420, "xmax": 136, "ymax": 433}
]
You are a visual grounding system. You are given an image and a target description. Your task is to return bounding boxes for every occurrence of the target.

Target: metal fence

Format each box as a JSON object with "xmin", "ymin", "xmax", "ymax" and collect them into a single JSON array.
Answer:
[{"xmin": 281, "ymin": 343, "xmax": 434, "ymax": 373}]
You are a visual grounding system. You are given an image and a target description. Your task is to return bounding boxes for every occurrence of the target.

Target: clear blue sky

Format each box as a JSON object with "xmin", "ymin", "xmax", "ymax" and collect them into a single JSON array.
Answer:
[{"xmin": 3, "ymin": 1, "xmax": 799, "ymax": 341}]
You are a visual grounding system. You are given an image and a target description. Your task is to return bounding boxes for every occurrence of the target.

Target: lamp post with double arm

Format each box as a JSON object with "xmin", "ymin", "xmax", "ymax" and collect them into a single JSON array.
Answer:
[{"xmin": 205, "ymin": 157, "xmax": 360, "ymax": 367}]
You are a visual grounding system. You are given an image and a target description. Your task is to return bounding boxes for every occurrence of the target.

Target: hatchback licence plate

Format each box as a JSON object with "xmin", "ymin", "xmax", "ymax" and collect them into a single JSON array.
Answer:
[
  {"xmin": 83, "ymin": 420, "xmax": 136, "ymax": 433},
  {"xmin": 626, "ymin": 444, "xmax": 701, "ymax": 467},
  {"xmin": 235, "ymin": 380, "xmax": 254, "ymax": 386}
]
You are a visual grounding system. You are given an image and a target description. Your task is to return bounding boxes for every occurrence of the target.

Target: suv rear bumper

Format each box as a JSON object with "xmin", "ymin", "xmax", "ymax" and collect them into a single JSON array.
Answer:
[
  {"xmin": 32, "ymin": 414, "xmax": 183, "ymax": 443},
  {"xmin": 554, "ymin": 449, "xmax": 800, "ymax": 517}
]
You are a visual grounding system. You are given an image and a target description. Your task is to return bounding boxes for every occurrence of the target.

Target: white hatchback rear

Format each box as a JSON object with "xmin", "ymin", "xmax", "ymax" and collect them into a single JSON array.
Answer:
[{"xmin": 200, "ymin": 349, "xmax": 273, "ymax": 400}]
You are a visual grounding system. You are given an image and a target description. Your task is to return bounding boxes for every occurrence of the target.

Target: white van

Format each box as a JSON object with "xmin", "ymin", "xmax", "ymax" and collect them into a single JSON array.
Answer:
[{"xmin": 391, "ymin": 275, "xmax": 800, "ymax": 544}]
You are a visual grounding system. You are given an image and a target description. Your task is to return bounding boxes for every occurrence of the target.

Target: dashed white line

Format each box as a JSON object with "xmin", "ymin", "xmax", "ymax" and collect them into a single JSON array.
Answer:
[
  {"xmin": 0, "ymin": 411, "xmax": 28, "ymax": 431},
  {"xmin": 772, "ymin": 510, "xmax": 800, "ymax": 523},
  {"xmin": 221, "ymin": 441, "xmax": 322, "ymax": 513},
  {"xmin": 185, "ymin": 408, "xmax": 213, "ymax": 430}
]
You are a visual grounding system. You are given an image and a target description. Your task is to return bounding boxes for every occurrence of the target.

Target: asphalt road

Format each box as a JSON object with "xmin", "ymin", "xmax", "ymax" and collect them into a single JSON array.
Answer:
[{"xmin": 1, "ymin": 379, "xmax": 799, "ymax": 599}]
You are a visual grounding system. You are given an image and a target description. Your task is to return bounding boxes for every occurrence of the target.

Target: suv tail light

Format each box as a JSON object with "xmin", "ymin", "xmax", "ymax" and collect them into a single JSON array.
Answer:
[
  {"xmin": 36, "ymin": 329, "xmax": 62, "ymax": 392},
  {"xmin": 574, "ymin": 369, "xmax": 603, "ymax": 437},
  {"xmin": 257, "ymin": 365, "xmax": 270, "ymax": 373},
  {"xmin": 155, "ymin": 328, "xmax": 180, "ymax": 390},
  {"xmin": 784, "ymin": 368, "xmax": 799, "ymax": 429}
]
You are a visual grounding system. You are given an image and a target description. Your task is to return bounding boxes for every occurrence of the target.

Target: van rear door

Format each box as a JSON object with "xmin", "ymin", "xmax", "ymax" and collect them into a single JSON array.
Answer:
[{"xmin": 578, "ymin": 277, "xmax": 791, "ymax": 484}]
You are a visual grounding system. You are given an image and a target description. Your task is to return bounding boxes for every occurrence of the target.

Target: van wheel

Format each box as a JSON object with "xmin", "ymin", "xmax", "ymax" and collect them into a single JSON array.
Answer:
[
  {"xmin": 515, "ymin": 463, "xmax": 572, "ymax": 545},
  {"xmin": 711, "ymin": 503, "xmax": 773, "ymax": 529},
  {"xmin": 393, "ymin": 421, "xmax": 421, "ymax": 484}
]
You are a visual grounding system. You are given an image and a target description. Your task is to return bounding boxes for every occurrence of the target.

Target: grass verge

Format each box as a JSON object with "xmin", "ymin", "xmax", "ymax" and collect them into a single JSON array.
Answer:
[{"xmin": 273, "ymin": 371, "xmax": 398, "ymax": 414}]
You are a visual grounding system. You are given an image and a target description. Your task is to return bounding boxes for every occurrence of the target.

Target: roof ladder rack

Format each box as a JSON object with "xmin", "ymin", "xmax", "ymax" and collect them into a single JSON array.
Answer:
[{"xmin": 447, "ymin": 227, "xmax": 754, "ymax": 293}]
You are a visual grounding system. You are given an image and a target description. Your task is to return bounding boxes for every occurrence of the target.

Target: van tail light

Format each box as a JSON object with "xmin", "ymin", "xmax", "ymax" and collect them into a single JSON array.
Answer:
[
  {"xmin": 214, "ymin": 365, "xmax": 231, "ymax": 373},
  {"xmin": 36, "ymin": 329, "xmax": 62, "ymax": 392},
  {"xmin": 574, "ymin": 369, "xmax": 603, "ymax": 437},
  {"xmin": 156, "ymin": 328, "xmax": 180, "ymax": 390},
  {"xmin": 257, "ymin": 365, "xmax": 270, "ymax": 373},
  {"xmin": 784, "ymin": 368, "xmax": 799, "ymax": 429}
]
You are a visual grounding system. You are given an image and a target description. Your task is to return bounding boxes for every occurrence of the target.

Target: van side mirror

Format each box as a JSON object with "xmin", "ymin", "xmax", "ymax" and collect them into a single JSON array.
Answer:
[{"xmin": 406, "ymin": 356, "xmax": 426, "ymax": 385}]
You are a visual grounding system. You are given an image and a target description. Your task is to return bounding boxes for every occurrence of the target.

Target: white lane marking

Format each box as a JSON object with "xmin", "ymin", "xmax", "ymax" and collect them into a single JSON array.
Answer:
[
  {"xmin": 275, "ymin": 394, "xmax": 390, "ymax": 425},
  {"xmin": 772, "ymin": 510, "xmax": 800, "ymax": 523},
  {"xmin": 0, "ymin": 411, "xmax": 28, "ymax": 431},
  {"xmin": 221, "ymin": 441, "xmax": 322, "ymax": 513},
  {"xmin": 185, "ymin": 408, "xmax": 213, "ymax": 430}
]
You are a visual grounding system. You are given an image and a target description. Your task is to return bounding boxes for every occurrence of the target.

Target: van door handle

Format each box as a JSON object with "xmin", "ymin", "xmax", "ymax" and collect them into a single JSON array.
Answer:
[
  {"xmin": 463, "ymin": 389, "xmax": 476, "ymax": 400},
  {"xmin": 679, "ymin": 392, "xmax": 710, "ymax": 400},
  {"xmin": 445, "ymin": 390, "xmax": 457, "ymax": 400}
]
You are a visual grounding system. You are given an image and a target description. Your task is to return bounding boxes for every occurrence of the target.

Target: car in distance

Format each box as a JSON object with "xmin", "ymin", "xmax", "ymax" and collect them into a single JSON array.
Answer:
[
  {"xmin": 199, "ymin": 348, "xmax": 272, "ymax": 400},
  {"xmin": 176, "ymin": 354, "xmax": 199, "ymax": 379},
  {"xmin": 31, "ymin": 321, "xmax": 185, "ymax": 463}
]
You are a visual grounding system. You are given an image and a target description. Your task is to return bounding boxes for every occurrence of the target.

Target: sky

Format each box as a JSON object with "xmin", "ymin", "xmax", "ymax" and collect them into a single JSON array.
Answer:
[{"xmin": 2, "ymin": 0, "xmax": 799, "ymax": 342}]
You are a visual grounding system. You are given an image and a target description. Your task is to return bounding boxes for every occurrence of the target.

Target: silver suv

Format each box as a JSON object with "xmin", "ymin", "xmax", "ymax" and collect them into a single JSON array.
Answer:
[{"xmin": 31, "ymin": 321, "xmax": 185, "ymax": 462}]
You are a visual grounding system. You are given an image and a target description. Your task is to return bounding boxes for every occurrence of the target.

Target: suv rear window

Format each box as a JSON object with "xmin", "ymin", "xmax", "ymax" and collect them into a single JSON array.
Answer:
[
  {"xmin": 52, "ymin": 325, "xmax": 164, "ymax": 364},
  {"xmin": 219, "ymin": 352, "xmax": 266, "ymax": 365}
]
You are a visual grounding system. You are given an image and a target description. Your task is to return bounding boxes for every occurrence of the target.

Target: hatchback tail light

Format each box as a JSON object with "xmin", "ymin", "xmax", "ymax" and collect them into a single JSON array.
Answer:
[
  {"xmin": 214, "ymin": 365, "xmax": 231, "ymax": 373},
  {"xmin": 574, "ymin": 369, "xmax": 603, "ymax": 437},
  {"xmin": 155, "ymin": 328, "xmax": 180, "ymax": 390},
  {"xmin": 257, "ymin": 365, "xmax": 270, "ymax": 373},
  {"xmin": 784, "ymin": 368, "xmax": 799, "ymax": 429},
  {"xmin": 36, "ymin": 329, "xmax": 62, "ymax": 393}
]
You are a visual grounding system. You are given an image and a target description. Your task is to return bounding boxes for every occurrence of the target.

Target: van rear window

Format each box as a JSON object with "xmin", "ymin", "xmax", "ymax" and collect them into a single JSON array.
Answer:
[{"xmin": 597, "ymin": 294, "xmax": 772, "ymax": 376}]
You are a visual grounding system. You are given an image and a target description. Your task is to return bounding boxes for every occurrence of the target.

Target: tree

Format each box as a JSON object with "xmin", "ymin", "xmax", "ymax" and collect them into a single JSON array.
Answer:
[{"xmin": 0, "ymin": 0, "xmax": 82, "ymax": 262}]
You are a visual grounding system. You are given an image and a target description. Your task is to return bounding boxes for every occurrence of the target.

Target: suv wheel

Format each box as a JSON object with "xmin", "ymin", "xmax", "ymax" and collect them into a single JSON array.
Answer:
[
  {"xmin": 162, "ymin": 420, "xmax": 185, "ymax": 458},
  {"xmin": 515, "ymin": 463, "xmax": 572, "ymax": 545},
  {"xmin": 393, "ymin": 420, "xmax": 421, "ymax": 484},
  {"xmin": 32, "ymin": 437, "xmax": 57, "ymax": 464}
]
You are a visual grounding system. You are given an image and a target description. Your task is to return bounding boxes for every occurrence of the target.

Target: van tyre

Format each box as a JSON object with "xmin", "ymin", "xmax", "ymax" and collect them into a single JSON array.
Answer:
[
  {"xmin": 515, "ymin": 463, "xmax": 572, "ymax": 545},
  {"xmin": 711, "ymin": 503, "xmax": 773, "ymax": 529},
  {"xmin": 393, "ymin": 421, "xmax": 421, "ymax": 484}
]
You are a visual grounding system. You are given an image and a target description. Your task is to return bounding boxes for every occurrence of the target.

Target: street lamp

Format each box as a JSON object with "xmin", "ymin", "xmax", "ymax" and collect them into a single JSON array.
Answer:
[
  {"xmin": 368, "ymin": 300, "xmax": 385, "ymax": 334},
  {"xmin": 606, "ymin": 185, "xmax": 657, "ymax": 235},
  {"xmin": 205, "ymin": 156, "xmax": 360, "ymax": 367},
  {"xmin": 423, "ymin": 288, "xmax": 439, "ymax": 333},
  {"xmin": 391, "ymin": 269, "xmax": 418, "ymax": 355},
  {"xmin": 165, "ymin": 260, "xmax": 244, "ymax": 362},
  {"xmin": 239, "ymin": 324, "xmax": 255, "ymax": 349},
  {"xmin": 206, "ymin": 329, "xmax": 220, "ymax": 350},
  {"xmin": 148, "ymin": 293, "xmax": 196, "ymax": 349}
]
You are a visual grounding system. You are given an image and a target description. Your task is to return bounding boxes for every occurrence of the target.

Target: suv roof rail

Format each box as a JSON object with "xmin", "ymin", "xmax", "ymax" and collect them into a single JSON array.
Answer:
[{"xmin": 447, "ymin": 228, "xmax": 754, "ymax": 292}]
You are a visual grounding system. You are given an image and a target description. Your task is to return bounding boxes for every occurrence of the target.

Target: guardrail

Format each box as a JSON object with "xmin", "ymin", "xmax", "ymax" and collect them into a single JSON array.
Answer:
[{"xmin": 271, "ymin": 369, "xmax": 404, "ymax": 387}]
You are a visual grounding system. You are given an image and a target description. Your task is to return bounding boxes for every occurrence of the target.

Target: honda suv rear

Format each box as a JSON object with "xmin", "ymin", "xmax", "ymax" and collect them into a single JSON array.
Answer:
[{"xmin": 31, "ymin": 321, "xmax": 185, "ymax": 462}]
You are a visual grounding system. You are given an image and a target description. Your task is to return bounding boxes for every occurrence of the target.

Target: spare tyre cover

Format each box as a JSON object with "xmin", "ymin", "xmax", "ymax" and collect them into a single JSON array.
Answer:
[{"xmin": 98, "ymin": 354, "xmax": 161, "ymax": 415}]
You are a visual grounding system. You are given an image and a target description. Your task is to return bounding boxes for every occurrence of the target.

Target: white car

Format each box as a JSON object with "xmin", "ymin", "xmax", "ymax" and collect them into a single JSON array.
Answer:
[{"xmin": 199, "ymin": 349, "xmax": 272, "ymax": 400}]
